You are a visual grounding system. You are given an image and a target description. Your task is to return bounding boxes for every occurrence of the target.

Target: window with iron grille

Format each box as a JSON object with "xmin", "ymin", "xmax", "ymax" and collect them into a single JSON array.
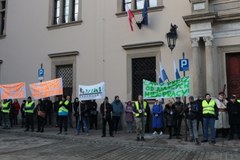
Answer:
[
  {"xmin": 122, "ymin": 0, "xmax": 158, "ymax": 11},
  {"xmin": 56, "ymin": 64, "xmax": 73, "ymax": 97},
  {"xmin": 132, "ymin": 57, "xmax": 156, "ymax": 100},
  {"xmin": 0, "ymin": 0, "xmax": 6, "ymax": 36}
]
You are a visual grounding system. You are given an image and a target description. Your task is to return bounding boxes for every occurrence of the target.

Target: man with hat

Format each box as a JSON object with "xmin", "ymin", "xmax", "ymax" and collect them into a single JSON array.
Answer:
[
  {"xmin": 24, "ymin": 96, "xmax": 35, "ymax": 132},
  {"xmin": 227, "ymin": 94, "xmax": 240, "ymax": 140},
  {"xmin": 173, "ymin": 97, "xmax": 184, "ymax": 138},
  {"xmin": 100, "ymin": 97, "xmax": 114, "ymax": 137}
]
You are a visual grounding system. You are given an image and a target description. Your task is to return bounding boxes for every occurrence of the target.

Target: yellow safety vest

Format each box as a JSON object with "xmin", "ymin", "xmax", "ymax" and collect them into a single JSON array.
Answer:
[
  {"xmin": 134, "ymin": 101, "xmax": 147, "ymax": 117},
  {"xmin": 58, "ymin": 100, "xmax": 69, "ymax": 116},
  {"xmin": 25, "ymin": 101, "xmax": 35, "ymax": 113},
  {"xmin": 202, "ymin": 99, "xmax": 215, "ymax": 115},
  {"xmin": 237, "ymin": 99, "xmax": 240, "ymax": 103},
  {"xmin": 1, "ymin": 101, "xmax": 10, "ymax": 113}
]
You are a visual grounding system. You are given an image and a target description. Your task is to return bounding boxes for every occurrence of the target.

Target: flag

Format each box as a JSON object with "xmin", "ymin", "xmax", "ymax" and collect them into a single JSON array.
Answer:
[
  {"xmin": 173, "ymin": 60, "xmax": 181, "ymax": 80},
  {"xmin": 159, "ymin": 61, "xmax": 169, "ymax": 83},
  {"xmin": 141, "ymin": 0, "xmax": 148, "ymax": 25},
  {"xmin": 127, "ymin": 8, "xmax": 135, "ymax": 31}
]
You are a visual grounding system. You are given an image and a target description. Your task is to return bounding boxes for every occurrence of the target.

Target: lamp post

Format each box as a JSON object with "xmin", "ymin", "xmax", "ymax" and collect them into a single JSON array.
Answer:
[{"xmin": 166, "ymin": 24, "xmax": 178, "ymax": 52}]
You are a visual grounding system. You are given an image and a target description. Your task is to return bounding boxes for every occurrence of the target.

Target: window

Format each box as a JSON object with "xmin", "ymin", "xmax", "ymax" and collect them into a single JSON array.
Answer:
[
  {"xmin": 122, "ymin": 0, "xmax": 158, "ymax": 11},
  {"xmin": 0, "ymin": 0, "xmax": 6, "ymax": 36},
  {"xmin": 49, "ymin": 0, "xmax": 82, "ymax": 28}
]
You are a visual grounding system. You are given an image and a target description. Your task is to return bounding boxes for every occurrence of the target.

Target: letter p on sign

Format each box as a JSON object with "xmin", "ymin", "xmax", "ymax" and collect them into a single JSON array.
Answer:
[{"xmin": 179, "ymin": 59, "xmax": 189, "ymax": 71}]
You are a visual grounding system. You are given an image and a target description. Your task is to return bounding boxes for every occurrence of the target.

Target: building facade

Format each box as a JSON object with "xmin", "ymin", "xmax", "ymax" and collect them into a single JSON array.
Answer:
[{"xmin": 0, "ymin": 0, "xmax": 240, "ymax": 102}]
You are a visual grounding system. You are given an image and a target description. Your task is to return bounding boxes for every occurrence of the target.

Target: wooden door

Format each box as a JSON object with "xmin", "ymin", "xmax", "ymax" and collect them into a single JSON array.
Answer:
[{"xmin": 226, "ymin": 53, "xmax": 240, "ymax": 98}]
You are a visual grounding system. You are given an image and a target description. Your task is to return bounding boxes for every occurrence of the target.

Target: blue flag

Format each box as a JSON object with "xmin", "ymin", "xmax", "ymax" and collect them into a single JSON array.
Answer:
[
  {"xmin": 173, "ymin": 60, "xmax": 181, "ymax": 80},
  {"xmin": 141, "ymin": 0, "xmax": 148, "ymax": 25},
  {"xmin": 159, "ymin": 62, "xmax": 169, "ymax": 83}
]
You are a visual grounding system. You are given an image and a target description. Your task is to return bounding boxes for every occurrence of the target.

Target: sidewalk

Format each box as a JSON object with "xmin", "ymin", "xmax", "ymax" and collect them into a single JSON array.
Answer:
[{"xmin": 1, "ymin": 125, "xmax": 240, "ymax": 153}]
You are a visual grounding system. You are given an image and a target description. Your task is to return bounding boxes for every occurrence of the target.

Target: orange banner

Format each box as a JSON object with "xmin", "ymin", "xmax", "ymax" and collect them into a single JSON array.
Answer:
[
  {"xmin": 0, "ymin": 82, "xmax": 26, "ymax": 100},
  {"xmin": 29, "ymin": 78, "xmax": 63, "ymax": 99}
]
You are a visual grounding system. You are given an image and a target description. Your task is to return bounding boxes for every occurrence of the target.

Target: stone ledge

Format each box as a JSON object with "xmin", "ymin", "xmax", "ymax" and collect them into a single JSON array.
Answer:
[
  {"xmin": 48, "ymin": 51, "xmax": 79, "ymax": 58},
  {"xmin": 122, "ymin": 41, "xmax": 164, "ymax": 50}
]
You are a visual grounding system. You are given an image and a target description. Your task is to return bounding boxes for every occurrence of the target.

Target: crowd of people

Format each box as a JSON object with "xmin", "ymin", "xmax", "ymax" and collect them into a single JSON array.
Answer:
[{"xmin": 1, "ymin": 92, "xmax": 240, "ymax": 146}]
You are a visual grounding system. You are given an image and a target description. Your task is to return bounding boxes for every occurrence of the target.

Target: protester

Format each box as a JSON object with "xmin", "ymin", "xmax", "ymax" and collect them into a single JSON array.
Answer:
[
  {"xmin": 89, "ymin": 100, "xmax": 98, "ymax": 130},
  {"xmin": 227, "ymin": 95, "xmax": 240, "ymax": 140},
  {"xmin": 196, "ymin": 95, "xmax": 203, "ymax": 134},
  {"xmin": 185, "ymin": 96, "xmax": 200, "ymax": 145},
  {"xmin": 43, "ymin": 97, "xmax": 53, "ymax": 126},
  {"xmin": 20, "ymin": 100, "xmax": 26, "ymax": 128},
  {"xmin": 111, "ymin": 96, "xmax": 124, "ymax": 134},
  {"xmin": 24, "ymin": 96, "xmax": 35, "ymax": 132},
  {"xmin": 152, "ymin": 99, "xmax": 164, "ymax": 135},
  {"xmin": 66, "ymin": 96, "xmax": 73, "ymax": 128},
  {"xmin": 164, "ymin": 100, "xmax": 177, "ymax": 139},
  {"xmin": 133, "ymin": 95, "xmax": 149, "ymax": 141},
  {"xmin": 12, "ymin": 99, "xmax": 20, "ymax": 125},
  {"xmin": 100, "ymin": 97, "xmax": 114, "ymax": 137},
  {"xmin": 125, "ymin": 101, "xmax": 134, "ymax": 133},
  {"xmin": 36, "ymin": 99, "xmax": 46, "ymax": 132},
  {"xmin": 76, "ymin": 100, "xmax": 82, "ymax": 135},
  {"xmin": 9, "ymin": 99, "xmax": 14, "ymax": 127},
  {"xmin": 73, "ymin": 97, "xmax": 80, "ymax": 128},
  {"xmin": 173, "ymin": 97, "xmax": 184, "ymax": 137},
  {"xmin": 201, "ymin": 93, "xmax": 218, "ymax": 144},
  {"xmin": 215, "ymin": 92, "xmax": 230, "ymax": 138},
  {"xmin": 58, "ymin": 96, "xmax": 69, "ymax": 135},
  {"xmin": 1, "ymin": 99, "xmax": 11, "ymax": 129},
  {"xmin": 54, "ymin": 96, "xmax": 60, "ymax": 127},
  {"xmin": 81, "ymin": 100, "xmax": 90, "ymax": 135}
]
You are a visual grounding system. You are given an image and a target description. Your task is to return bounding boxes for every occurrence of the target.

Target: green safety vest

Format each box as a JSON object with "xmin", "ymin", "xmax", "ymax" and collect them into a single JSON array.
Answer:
[
  {"xmin": 237, "ymin": 99, "xmax": 240, "ymax": 103},
  {"xmin": 1, "ymin": 101, "xmax": 10, "ymax": 113},
  {"xmin": 58, "ymin": 100, "xmax": 69, "ymax": 116},
  {"xmin": 134, "ymin": 101, "xmax": 147, "ymax": 117},
  {"xmin": 25, "ymin": 101, "xmax": 35, "ymax": 113},
  {"xmin": 202, "ymin": 99, "xmax": 215, "ymax": 115}
]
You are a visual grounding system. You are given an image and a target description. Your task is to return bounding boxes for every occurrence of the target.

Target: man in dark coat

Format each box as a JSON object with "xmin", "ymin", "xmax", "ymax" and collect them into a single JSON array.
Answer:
[
  {"xmin": 227, "ymin": 95, "xmax": 240, "ymax": 140},
  {"xmin": 100, "ymin": 97, "xmax": 113, "ymax": 137}
]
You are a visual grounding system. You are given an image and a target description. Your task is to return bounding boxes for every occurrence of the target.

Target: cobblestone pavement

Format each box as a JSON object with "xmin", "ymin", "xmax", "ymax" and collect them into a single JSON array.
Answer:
[{"xmin": 0, "ymin": 127, "xmax": 240, "ymax": 160}]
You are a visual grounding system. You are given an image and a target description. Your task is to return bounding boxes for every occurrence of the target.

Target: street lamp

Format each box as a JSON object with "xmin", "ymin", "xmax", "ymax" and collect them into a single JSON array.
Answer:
[{"xmin": 166, "ymin": 24, "xmax": 178, "ymax": 52}]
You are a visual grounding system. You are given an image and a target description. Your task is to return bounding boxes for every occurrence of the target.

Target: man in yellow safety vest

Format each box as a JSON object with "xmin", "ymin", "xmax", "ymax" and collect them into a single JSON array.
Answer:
[
  {"xmin": 24, "ymin": 96, "xmax": 35, "ymax": 132},
  {"xmin": 201, "ymin": 93, "xmax": 218, "ymax": 144},
  {"xmin": 1, "ymin": 99, "xmax": 11, "ymax": 129},
  {"xmin": 133, "ymin": 94, "xmax": 149, "ymax": 141}
]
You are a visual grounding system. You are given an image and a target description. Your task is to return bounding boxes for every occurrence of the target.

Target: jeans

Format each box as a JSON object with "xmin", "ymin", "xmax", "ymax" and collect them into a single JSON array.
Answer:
[
  {"xmin": 135, "ymin": 117, "xmax": 146, "ymax": 138},
  {"xmin": 126, "ymin": 122, "xmax": 133, "ymax": 133},
  {"xmin": 59, "ymin": 116, "xmax": 68, "ymax": 133},
  {"xmin": 187, "ymin": 119, "xmax": 198, "ymax": 139},
  {"xmin": 82, "ymin": 116, "xmax": 89, "ymax": 133},
  {"xmin": 203, "ymin": 117, "xmax": 216, "ymax": 141},
  {"xmin": 112, "ymin": 116, "xmax": 120, "ymax": 132},
  {"xmin": 2, "ymin": 113, "xmax": 10, "ymax": 128}
]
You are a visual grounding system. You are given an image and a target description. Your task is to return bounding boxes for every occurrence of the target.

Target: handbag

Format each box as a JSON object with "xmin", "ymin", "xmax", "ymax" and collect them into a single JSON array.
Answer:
[{"xmin": 38, "ymin": 111, "xmax": 46, "ymax": 118}]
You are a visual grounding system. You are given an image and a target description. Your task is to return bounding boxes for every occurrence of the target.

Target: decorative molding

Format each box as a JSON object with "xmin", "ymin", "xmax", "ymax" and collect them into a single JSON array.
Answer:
[
  {"xmin": 122, "ymin": 41, "xmax": 164, "ymax": 50},
  {"xmin": 203, "ymin": 36, "xmax": 213, "ymax": 46},
  {"xmin": 48, "ymin": 51, "xmax": 79, "ymax": 58},
  {"xmin": 183, "ymin": 12, "xmax": 216, "ymax": 26},
  {"xmin": 47, "ymin": 20, "xmax": 83, "ymax": 30},
  {"xmin": 191, "ymin": 37, "xmax": 200, "ymax": 47}
]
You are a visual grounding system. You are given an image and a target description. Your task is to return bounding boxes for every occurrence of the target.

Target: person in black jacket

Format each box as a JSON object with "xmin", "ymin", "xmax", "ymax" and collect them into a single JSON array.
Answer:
[
  {"xmin": 81, "ymin": 100, "xmax": 90, "ymax": 135},
  {"xmin": 20, "ymin": 100, "xmax": 26, "ymax": 128},
  {"xmin": 89, "ymin": 100, "xmax": 98, "ymax": 130},
  {"xmin": 100, "ymin": 97, "xmax": 113, "ymax": 137},
  {"xmin": 36, "ymin": 99, "xmax": 46, "ymax": 132},
  {"xmin": 164, "ymin": 101, "xmax": 177, "ymax": 139},
  {"xmin": 227, "ymin": 95, "xmax": 240, "ymax": 140},
  {"xmin": 73, "ymin": 97, "xmax": 80, "ymax": 128},
  {"xmin": 54, "ymin": 96, "xmax": 60, "ymax": 127}
]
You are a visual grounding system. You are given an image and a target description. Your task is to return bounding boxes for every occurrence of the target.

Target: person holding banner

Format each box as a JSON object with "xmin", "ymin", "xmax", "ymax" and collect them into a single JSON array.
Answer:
[
  {"xmin": 58, "ymin": 96, "xmax": 69, "ymax": 135},
  {"xmin": 164, "ymin": 101, "xmax": 177, "ymax": 139},
  {"xmin": 100, "ymin": 97, "xmax": 114, "ymax": 137},
  {"xmin": 152, "ymin": 99, "xmax": 164, "ymax": 135},
  {"xmin": 1, "ymin": 99, "xmax": 11, "ymax": 129},
  {"xmin": 133, "ymin": 95, "xmax": 150, "ymax": 141},
  {"xmin": 24, "ymin": 97, "xmax": 35, "ymax": 132}
]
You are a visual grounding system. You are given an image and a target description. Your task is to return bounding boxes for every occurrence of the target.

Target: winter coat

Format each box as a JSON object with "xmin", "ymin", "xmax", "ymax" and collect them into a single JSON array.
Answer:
[
  {"xmin": 185, "ymin": 101, "xmax": 199, "ymax": 120},
  {"xmin": 164, "ymin": 104, "xmax": 177, "ymax": 127},
  {"xmin": 227, "ymin": 101, "xmax": 240, "ymax": 125},
  {"xmin": 111, "ymin": 100, "xmax": 124, "ymax": 117},
  {"xmin": 215, "ymin": 98, "xmax": 230, "ymax": 129},
  {"xmin": 125, "ymin": 104, "xmax": 134, "ymax": 123},
  {"xmin": 152, "ymin": 104, "xmax": 164, "ymax": 128},
  {"xmin": 100, "ymin": 102, "xmax": 113, "ymax": 119}
]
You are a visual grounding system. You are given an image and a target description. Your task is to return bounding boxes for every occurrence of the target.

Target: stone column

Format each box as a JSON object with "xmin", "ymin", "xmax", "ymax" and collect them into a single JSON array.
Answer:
[
  {"xmin": 203, "ymin": 36, "xmax": 215, "ymax": 96},
  {"xmin": 191, "ymin": 37, "xmax": 201, "ymax": 97}
]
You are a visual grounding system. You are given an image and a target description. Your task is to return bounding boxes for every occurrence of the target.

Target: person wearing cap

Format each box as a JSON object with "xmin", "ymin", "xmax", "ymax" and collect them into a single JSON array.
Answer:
[
  {"xmin": 111, "ymin": 95, "xmax": 124, "ymax": 134},
  {"xmin": 173, "ymin": 97, "xmax": 184, "ymax": 137},
  {"xmin": 152, "ymin": 99, "xmax": 164, "ymax": 135},
  {"xmin": 24, "ymin": 96, "xmax": 35, "ymax": 132},
  {"xmin": 201, "ymin": 93, "xmax": 218, "ymax": 144},
  {"xmin": 185, "ymin": 96, "xmax": 200, "ymax": 145},
  {"xmin": 133, "ymin": 94, "xmax": 150, "ymax": 141},
  {"xmin": 227, "ymin": 95, "xmax": 240, "ymax": 140},
  {"xmin": 164, "ymin": 100, "xmax": 177, "ymax": 139},
  {"xmin": 215, "ymin": 92, "xmax": 230, "ymax": 138},
  {"xmin": 125, "ymin": 101, "xmax": 134, "ymax": 133},
  {"xmin": 100, "ymin": 97, "xmax": 114, "ymax": 137}
]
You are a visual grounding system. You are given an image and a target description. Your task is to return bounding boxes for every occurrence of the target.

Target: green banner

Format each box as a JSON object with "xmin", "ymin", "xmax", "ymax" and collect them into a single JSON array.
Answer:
[{"xmin": 143, "ymin": 76, "xmax": 190, "ymax": 99}]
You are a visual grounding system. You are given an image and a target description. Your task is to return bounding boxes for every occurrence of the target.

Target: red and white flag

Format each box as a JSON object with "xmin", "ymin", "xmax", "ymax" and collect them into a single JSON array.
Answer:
[{"xmin": 127, "ymin": 8, "xmax": 134, "ymax": 31}]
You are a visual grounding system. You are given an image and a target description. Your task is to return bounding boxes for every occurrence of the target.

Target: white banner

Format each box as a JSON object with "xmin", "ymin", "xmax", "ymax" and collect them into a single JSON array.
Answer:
[{"xmin": 78, "ymin": 82, "xmax": 105, "ymax": 101}]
